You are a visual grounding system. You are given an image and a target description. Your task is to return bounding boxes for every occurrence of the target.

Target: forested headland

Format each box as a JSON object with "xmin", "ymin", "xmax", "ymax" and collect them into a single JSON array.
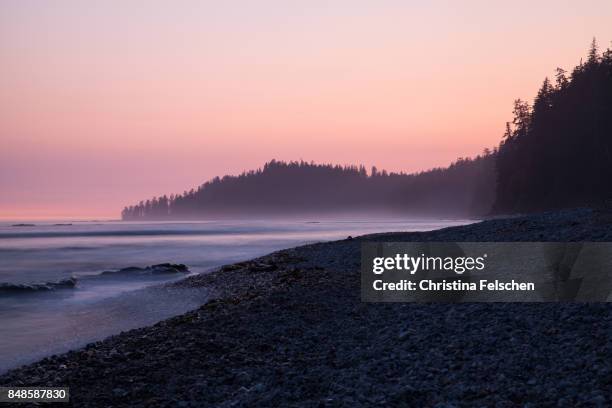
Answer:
[
  {"xmin": 122, "ymin": 40, "xmax": 612, "ymax": 220},
  {"xmin": 122, "ymin": 157, "xmax": 495, "ymax": 219},
  {"xmin": 494, "ymin": 39, "xmax": 612, "ymax": 213}
]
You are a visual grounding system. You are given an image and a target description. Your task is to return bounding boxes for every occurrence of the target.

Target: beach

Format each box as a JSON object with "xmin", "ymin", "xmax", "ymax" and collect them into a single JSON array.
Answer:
[
  {"xmin": 1, "ymin": 208, "xmax": 610, "ymax": 407},
  {"xmin": 0, "ymin": 218, "xmax": 467, "ymax": 372}
]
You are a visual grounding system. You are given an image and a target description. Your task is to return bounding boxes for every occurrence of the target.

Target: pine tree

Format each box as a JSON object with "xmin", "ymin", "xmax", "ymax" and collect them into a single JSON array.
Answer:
[
  {"xmin": 555, "ymin": 67, "xmax": 569, "ymax": 89},
  {"xmin": 587, "ymin": 37, "xmax": 599, "ymax": 64}
]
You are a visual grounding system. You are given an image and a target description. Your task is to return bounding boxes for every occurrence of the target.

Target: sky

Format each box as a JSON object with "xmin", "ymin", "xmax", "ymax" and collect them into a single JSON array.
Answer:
[{"xmin": 1, "ymin": 0, "xmax": 612, "ymax": 219}]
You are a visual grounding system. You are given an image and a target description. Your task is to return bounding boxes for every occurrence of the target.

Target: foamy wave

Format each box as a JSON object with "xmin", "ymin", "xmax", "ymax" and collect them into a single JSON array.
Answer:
[
  {"xmin": 0, "ymin": 264, "xmax": 190, "ymax": 296},
  {"xmin": 0, "ymin": 277, "xmax": 77, "ymax": 294}
]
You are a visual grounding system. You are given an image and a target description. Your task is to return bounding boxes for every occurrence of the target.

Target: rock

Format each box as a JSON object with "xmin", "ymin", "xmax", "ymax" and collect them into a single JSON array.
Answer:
[
  {"xmin": 250, "ymin": 263, "xmax": 277, "ymax": 272},
  {"xmin": 250, "ymin": 383, "xmax": 265, "ymax": 393},
  {"xmin": 150, "ymin": 263, "xmax": 189, "ymax": 274},
  {"xmin": 235, "ymin": 371, "xmax": 252, "ymax": 386},
  {"xmin": 398, "ymin": 328, "xmax": 414, "ymax": 341},
  {"xmin": 103, "ymin": 263, "xmax": 189, "ymax": 276},
  {"xmin": 590, "ymin": 394, "xmax": 606, "ymax": 406}
]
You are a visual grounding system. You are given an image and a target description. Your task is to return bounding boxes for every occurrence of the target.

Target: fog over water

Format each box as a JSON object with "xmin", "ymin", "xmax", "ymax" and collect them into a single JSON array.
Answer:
[{"xmin": 0, "ymin": 218, "xmax": 471, "ymax": 372}]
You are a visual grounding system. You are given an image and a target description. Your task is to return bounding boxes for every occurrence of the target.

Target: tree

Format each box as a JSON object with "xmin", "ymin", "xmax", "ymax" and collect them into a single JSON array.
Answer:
[
  {"xmin": 587, "ymin": 37, "xmax": 599, "ymax": 65},
  {"xmin": 534, "ymin": 77, "xmax": 554, "ymax": 111},
  {"xmin": 502, "ymin": 122, "xmax": 513, "ymax": 141},
  {"xmin": 555, "ymin": 67, "xmax": 569, "ymax": 89},
  {"xmin": 511, "ymin": 99, "xmax": 531, "ymax": 138}
]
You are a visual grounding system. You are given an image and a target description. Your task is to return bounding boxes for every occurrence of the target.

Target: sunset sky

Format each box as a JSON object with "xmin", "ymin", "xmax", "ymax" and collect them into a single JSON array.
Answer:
[{"xmin": 2, "ymin": 0, "xmax": 612, "ymax": 219}]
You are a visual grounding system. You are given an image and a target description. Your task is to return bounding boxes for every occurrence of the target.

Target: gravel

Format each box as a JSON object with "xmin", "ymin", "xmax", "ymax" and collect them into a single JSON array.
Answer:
[{"xmin": 1, "ymin": 208, "xmax": 610, "ymax": 407}]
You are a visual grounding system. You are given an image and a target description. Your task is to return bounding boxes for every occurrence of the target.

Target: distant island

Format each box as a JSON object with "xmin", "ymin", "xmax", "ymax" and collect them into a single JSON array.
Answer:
[{"xmin": 123, "ymin": 40, "xmax": 612, "ymax": 220}]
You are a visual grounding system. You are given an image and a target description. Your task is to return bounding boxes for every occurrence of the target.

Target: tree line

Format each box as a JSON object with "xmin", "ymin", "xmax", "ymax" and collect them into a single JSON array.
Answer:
[
  {"xmin": 123, "ymin": 39, "xmax": 611, "ymax": 220},
  {"xmin": 122, "ymin": 156, "xmax": 495, "ymax": 219}
]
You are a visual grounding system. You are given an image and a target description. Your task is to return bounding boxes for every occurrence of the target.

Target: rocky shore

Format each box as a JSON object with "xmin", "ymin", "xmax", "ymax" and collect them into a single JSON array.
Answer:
[{"xmin": 1, "ymin": 208, "xmax": 610, "ymax": 407}]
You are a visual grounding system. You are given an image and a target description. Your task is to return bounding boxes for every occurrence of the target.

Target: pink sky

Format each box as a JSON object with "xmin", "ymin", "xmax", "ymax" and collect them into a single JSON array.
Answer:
[{"xmin": 1, "ymin": 0, "xmax": 612, "ymax": 219}]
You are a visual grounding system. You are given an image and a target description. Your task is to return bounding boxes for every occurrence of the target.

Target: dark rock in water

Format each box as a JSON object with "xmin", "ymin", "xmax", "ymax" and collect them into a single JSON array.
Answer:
[
  {"xmin": 149, "ymin": 263, "xmax": 189, "ymax": 274},
  {"xmin": 11, "ymin": 223, "xmax": 35, "ymax": 227},
  {"xmin": 0, "ymin": 277, "xmax": 77, "ymax": 294},
  {"xmin": 101, "ymin": 263, "xmax": 190, "ymax": 276},
  {"xmin": 53, "ymin": 223, "xmax": 73, "ymax": 226},
  {"xmin": 110, "ymin": 267, "xmax": 143, "ymax": 274},
  {"xmin": 55, "ymin": 277, "xmax": 78, "ymax": 288}
]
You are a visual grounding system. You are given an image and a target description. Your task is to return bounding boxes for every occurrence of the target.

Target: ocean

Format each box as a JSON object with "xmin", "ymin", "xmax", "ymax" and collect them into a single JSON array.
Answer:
[{"xmin": 0, "ymin": 218, "xmax": 470, "ymax": 372}]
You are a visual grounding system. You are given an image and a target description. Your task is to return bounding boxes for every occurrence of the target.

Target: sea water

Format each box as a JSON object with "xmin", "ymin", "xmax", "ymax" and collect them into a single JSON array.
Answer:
[{"xmin": 0, "ymin": 218, "xmax": 470, "ymax": 372}]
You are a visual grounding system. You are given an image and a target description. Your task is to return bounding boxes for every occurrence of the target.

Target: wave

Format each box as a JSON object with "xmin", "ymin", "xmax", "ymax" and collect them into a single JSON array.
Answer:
[
  {"xmin": 0, "ymin": 228, "xmax": 273, "ymax": 239},
  {"xmin": 0, "ymin": 246, "xmax": 107, "ymax": 254},
  {"xmin": 0, "ymin": 277, "xmax": 77, "ymax": 294},
  {"xmin": 0, "ymin": 264, "xmax": 190, "ymax": 296}
]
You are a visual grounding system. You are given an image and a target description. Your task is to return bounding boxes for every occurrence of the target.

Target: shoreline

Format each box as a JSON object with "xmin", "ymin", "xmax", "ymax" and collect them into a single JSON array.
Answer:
[{"xmin": 1, "ymin": 208, "xmax": 610, "ymax": 406}]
